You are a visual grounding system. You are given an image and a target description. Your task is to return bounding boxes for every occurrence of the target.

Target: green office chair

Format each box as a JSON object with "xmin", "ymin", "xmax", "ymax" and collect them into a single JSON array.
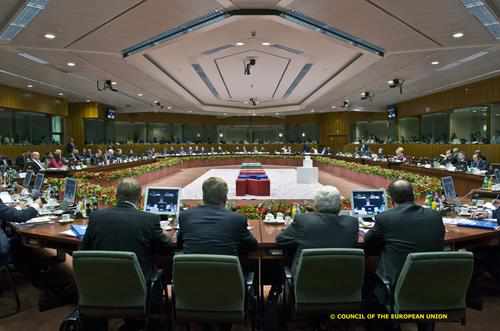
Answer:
[
  {"xmin": 73, "ymin": 251, "xmax": 167, "ymax": 331},
  {"xmin": 172, "ymin": 254, "xmax": 256, "ymax": 331},
  {"xmin": 284, "ymin": 248, "xmax": 365, "ymax": 327},
  {"xmin": 390, "ymin": 251, "xmax": 473, "ymax": 330}
]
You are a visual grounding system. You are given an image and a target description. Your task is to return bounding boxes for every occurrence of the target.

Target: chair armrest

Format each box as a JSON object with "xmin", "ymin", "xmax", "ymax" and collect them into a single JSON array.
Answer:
[
  {"xmin": 375, "ymin": 273, "xmax": 393, "ymax": 309},
  {"xmin": 149, "ymin": 269, "xmax": 165, "ymax": 288},
  {"xmin": 245, "ymin": 272, "xmax": 255, "ymax": 288},
  {"xmin": 284, "ymin": 267, "xmax": 293, "ymax": 286}
]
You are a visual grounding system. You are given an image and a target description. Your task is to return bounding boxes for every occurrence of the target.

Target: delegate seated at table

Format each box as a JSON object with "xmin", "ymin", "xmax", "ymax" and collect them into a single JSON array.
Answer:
[
  {"xmin": 276, "ymin": 186, "xmax": 358, "ymax": 275},
  {"xmin": 364, "ymin": 180, "xmax": 445, "ymax": 304},
  {"xmin": 177, "ymin": 177, "xmax": 257, "ymax": 257}
]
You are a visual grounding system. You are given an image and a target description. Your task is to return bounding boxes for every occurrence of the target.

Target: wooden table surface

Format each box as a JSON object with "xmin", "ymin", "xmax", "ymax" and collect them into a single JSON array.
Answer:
[{"xmin": 15, "ymin": 217, "xmax": 500, "ymax": 253}]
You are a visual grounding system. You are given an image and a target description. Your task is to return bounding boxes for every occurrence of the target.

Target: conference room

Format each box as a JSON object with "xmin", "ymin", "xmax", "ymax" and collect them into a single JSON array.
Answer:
[{"xmin": 2, "ymin": 1, "xmax": 500, "ymax": 331}]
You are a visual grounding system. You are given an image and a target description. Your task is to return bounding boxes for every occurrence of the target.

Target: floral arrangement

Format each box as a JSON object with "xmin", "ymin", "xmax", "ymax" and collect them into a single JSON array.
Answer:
[
  {"xmin": 314, "ymin": 157, "xmax": 441, "ymax": 198},
  {"xmin": 47, "ymin": 155, "xmax": 440, "ymax": 209}
]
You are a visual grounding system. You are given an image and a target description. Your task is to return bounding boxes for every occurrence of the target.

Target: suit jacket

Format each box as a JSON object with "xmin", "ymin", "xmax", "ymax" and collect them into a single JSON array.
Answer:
[
  {"xmin": 80, "ymin": 202, "xmax": 172, "ymax": 279},
  {"xmin": 276, "ymin": 212, "xmax": 359, "ymax": 273},
  {"xmin": 1, "ymin": 202, "xmax": 38, "ymax": 256},
  {"xmin": 26, "ymin": 159, "xmax": 44, "ymax": 173},
  {"xmin": 0, "ymin": 201, "xmax": 38, "ymax": 223},
  {"xmin": 470, "ymin": 159, "xmax": 488, "ymax": 171},
  {"xmin": 364, "ymin": 202, "xmax": 445, "ymax": 288},
  {"xmin": 177, "ymin": 205, "xmax": 258, "ymax": 256}
]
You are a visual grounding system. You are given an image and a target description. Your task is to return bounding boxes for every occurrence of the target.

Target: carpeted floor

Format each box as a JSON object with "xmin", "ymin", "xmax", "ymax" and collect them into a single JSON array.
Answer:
[{"xmin": 2, "ymin": 165, "xmax": 500, "ymax": 330}]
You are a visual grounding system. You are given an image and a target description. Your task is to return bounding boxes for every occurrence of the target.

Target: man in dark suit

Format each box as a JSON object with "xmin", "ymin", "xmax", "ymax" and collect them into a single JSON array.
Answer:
[
  {"xmin": 1, "ymin": 199, "xmax": 39, "ymax": 262},
  {"xmin": 276, "ymin": 186, "xmax": 359, "ymax": 274},
  {"xmin": 177, "ymin": 177, "xmax": 257, "ymax": 256},
  {"xmin": 81, "ymin": 178, "xmax": 172, "ymax": 279},
  {"xmin": 80, "ymin": 178, "xmax": 172, "ymax": 330},
  {"xmin": 364, "ymin": 180, "xmax": 445, "ymax": 304},
  {"xmin": 26, "ymin": 151, "xmax": 45, "ymax": 173}
]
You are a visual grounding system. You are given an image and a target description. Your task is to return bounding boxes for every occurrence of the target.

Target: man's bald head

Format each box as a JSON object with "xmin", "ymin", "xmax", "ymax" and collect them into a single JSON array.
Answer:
[
  {"xmin": 387, "ymin": 179, "xmax": 414, "ymax": 204},
  {"xmin": 116, "ymin": 178, "xmax": 142, "ymax": 204}
]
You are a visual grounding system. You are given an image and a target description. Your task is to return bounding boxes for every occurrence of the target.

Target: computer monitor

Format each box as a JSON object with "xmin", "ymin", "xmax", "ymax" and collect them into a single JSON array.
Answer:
[
  {"xmin": 351, "ymin": 189, "xmax": 387, "ymax": 216},
  {"xmin": 144, "ymin": 187, "xmax": 181, "ymax": 216},
  {"xmin": 441, "ymin": 176, "xmax": 457, "ymax": 201},
  {"xmin": 33, "ymin": 173, "xmax": 45, "ymax": 192},
  {"xmin": 22, "ymin": 171, "xmax": 33, "ymax": 188},
  {"xmin": 495, "ymin": 168, "xmax": 500, "ymax": 185},
  {"xmin": 63, "ymin": 178, "xmax": 77, "ymax": 205}
]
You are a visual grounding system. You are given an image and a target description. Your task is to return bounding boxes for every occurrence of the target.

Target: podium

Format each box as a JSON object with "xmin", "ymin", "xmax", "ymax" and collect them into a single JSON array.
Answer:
[{"xmin": 297, "ymin": 156, "xmax": 318, "ymax": 184}]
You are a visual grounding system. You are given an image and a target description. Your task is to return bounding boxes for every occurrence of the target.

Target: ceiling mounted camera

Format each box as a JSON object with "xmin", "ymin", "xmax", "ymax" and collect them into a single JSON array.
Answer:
[{"xmin": 244, "ymin": 57, "xmax": 256, "ymax": 75}]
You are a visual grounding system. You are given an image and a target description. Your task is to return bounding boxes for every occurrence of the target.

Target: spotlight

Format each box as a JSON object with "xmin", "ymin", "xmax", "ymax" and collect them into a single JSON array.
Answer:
[
  {"xmin": 387, "ymin": 78, "xmax": 404, "ymax": 94},
  {"xmin": 360, "ymin": 91, "xmax": 372, "ymax": 100},
  {"xmin": 342, "ymin": 99, "xmax": 350, "ymax": 108}
]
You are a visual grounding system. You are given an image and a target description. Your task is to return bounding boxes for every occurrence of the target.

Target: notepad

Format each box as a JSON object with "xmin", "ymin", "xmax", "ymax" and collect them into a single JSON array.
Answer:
[
  {"xmin": 70, "ymin": 225, "xmax": 88, "ymax": 239},
  {"xmin": 456, "ymin": 219, "xmax": 498, "ymax": 230}
]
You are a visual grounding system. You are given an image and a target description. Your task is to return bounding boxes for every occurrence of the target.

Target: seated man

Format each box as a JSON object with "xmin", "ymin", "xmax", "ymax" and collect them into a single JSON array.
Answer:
[
  {"xmin": 470, "ymin": 152, "xmax": 488, "ymax": 171},
  {"xmin": 80, "ymin": 178, "xmax": 172, "ymax": 330},
  {"xmin": 177, "ymin": 177, "xmax": 257, "ymax": 256},
  {"xmin": 276, "ymin": 186, "xmax": 359, "ymax": 274},
  {"xmin": 81, "ymin": 177, "xmax": 172, "ymax": 278},
  {"xmin": 27, "ymin": 151, "xmax": 45, "ymax": 173},
  {"xmin": 1, "ymin": 199, "xmax": 40, "ymax": 259},
  {"xmin": 364, "ymin": 180, "xmax": 445, "ymax": 304}
]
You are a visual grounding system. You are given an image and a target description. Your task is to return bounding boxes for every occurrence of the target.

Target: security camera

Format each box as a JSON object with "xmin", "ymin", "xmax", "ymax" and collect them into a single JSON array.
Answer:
[{"xmin": 244, "ymin": 57, "xmax": 257, "ymax": 75}]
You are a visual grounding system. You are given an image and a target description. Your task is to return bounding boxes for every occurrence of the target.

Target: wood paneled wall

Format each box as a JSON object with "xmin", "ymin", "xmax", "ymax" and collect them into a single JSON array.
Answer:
[
  {"xmin": 319, "ymin": 112, "xmax": 386, "ymax": 149},
  {"xmin": 116, "ymin": 112, "xmax": 320, "ymax": 125},
  {"xmin": 0, "ymin": 84, "xmax": 68, "ymax": 116},
  {"xmin": 398, "ymin": 75, "xmax": 500, "ymax": 117}
]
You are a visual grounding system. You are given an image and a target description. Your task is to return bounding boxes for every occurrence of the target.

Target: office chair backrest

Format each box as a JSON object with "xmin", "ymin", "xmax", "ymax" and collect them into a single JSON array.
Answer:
[
  {"xmin": 393, "ymin": 251, "xmax": 473, "ymax": 313},
  {"xmin": 73, "ymin": 251, "xmax": 147, "ymax": 316},
  {"xmin": 173, "ymin": 254, "xmax": 245, "ymax": 315},
  {"xmin": 295, "ymin": 248, "xmax": 365, "ymax": 306}
]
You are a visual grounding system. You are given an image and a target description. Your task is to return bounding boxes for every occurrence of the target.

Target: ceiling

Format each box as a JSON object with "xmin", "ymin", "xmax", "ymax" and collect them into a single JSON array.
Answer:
[{"xmin": 0, "ymin": 0, "xmax": 499, "ymax": 116}]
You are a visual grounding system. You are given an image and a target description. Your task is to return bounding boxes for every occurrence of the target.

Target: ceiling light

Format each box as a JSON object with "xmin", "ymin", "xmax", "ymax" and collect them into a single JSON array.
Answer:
[
  {"xmin": 353, "ymin": 108, "xmax": 361, "ymax": 112},
  {"xmin": 86, "ymin": 99, "xmax": 91, "ymax": 103},
  {"xmin": 235, "ymin": 42, "xmax": 245, "ymax": 46},
  {"xmin": 67, "ymin": 62, "xmax": 76, "ymax": 67},
  {"xmin": 310, "ymin": 109, "xmax": 315, "ymax": 113},
  {"xmin": 27, "ymin": 84, "xmax": 33, "ymax": 88},
  {"xmin": 331, "ymin": 105, "xmax": 336, "ymax": 109},
  {"xmin": 360, "ymin": 91, "xmax": 372, "ymax": 100},
  {"xmin": 167, "ymin": 106, "xmax": 172, "ymax": 110},
  {"xmin": 111, "ymin": 81, "xmax": 117, "ymax": 85},
  {"xmin": 223, "ymin": 113, "xmax": 228, "ymax": 116},
  {"xmin": 0, "ymin": 1, "xmax": 49, "ymax": 41},
  {"xmin": 153, "ymin": 100, "xmax": 159, "ymax": 104},
  {"xmin": 452, "ymin": 32, "xmax": 464, "ymax": 38},
  {"xmin": 137, "ymin": 93, "xmax": 143, "ymax": 97},
  {"xmin": 462, "ymin": 0, "xmax": 500, "ymax": 39},
  {"xmin": 261, "ymin": 42, "xmax": 272, "ymax": 46},
  {"xmin": 44, "ymin": 33, "xmax": 56, "ymax": 40},
  {"xmin": 58, "ymin": 92, "xmax": 63, "ymax": 96},
  {"xmin": 17, "ymin": 52, "xmax": 48, "ymax": 64},
  {"xmin": 431, "ymin": 61, "xmax": 440, "ymax": 65}
]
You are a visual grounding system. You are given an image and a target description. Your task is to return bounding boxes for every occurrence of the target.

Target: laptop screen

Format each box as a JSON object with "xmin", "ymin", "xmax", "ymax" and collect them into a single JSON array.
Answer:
[
  {"xmin": 144, "ymin": 187, "xmax": 181, "ymax": 216},
  {"xmin": 63, "ymin": 178, "xmax": 77, "ymax": 205},
  {"xmin": 441, "ymin": 176, "xmax": 457, "ymax": 201},
  {"xmin": 351, "ymin": 190, "xmax": 387, "ymax": 216},
  {"xmin": 23, "ymin": 171, "xmax": 33, "ymax": 188},
  {"xmin": 33, "ymin": 173, "xmax": 45, "ymax": 191}
]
